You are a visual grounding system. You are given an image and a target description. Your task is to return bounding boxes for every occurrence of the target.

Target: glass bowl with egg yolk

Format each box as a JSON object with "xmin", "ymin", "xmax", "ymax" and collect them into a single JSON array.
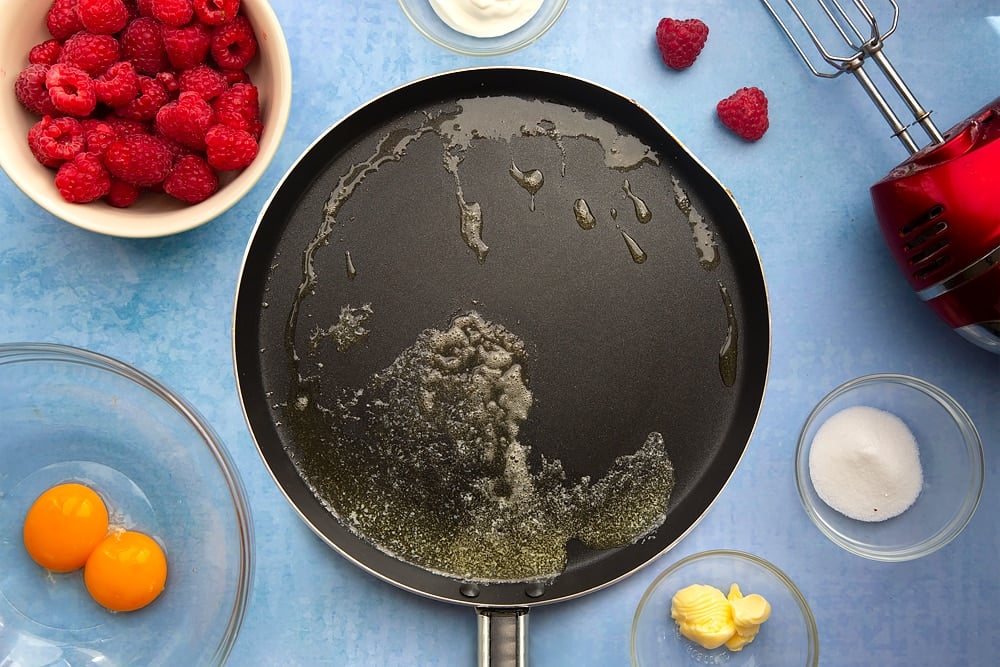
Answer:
[
  {"xmin": 631, "ymin": 550, "xmax": 819, "ymax": 666},
  {"xmin": 0, "ymin": 343, "xmax": 253, "ymax": 666}
]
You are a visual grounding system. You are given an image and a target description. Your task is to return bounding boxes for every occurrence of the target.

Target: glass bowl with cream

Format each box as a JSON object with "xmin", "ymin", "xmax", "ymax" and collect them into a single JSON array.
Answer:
[
  {"xmin": 796, "ymin": 374, "xmax": 984, "ymax": 562},
  {"xmin": 398, "ymin": 0, "xmax": 568, "ymax": 55},
  {"xmin": 631, "ymin": 550, "xmax": 819, "ymax": 666}
]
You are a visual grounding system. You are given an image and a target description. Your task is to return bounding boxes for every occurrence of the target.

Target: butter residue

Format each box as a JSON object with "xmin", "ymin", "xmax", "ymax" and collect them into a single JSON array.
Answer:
[{"xmin": 670, "ymin": 583, "xmax": 771, "ymax": 652}]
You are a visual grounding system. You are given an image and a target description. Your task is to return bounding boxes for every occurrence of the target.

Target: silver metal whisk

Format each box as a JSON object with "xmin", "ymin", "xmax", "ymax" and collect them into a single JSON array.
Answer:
[{"xmin": 760, "ymin": 0, "xmax": 944, "ymax": 154}]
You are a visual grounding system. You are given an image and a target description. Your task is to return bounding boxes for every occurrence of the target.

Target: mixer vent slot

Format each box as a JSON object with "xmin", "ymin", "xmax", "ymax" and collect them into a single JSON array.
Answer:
[
  {"xmin": 903, "ymin": 220, "xmax": 948, "ymax": 252},
  {"xmin": 900, "ymin": 205, "xmax": 944, "ymax": 236}
]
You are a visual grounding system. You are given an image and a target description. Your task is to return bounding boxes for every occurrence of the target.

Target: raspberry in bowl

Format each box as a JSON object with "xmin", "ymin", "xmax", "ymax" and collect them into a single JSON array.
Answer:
[{"xmin": 0, "ymin": 0, "xmax": 291, "ymax": 238}]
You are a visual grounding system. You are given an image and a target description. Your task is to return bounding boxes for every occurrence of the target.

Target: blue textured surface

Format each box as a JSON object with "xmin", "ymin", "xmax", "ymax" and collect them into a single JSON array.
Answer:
[{"xmin": 2, "ymin": 1, "xmax": 999, "ymax": 665}]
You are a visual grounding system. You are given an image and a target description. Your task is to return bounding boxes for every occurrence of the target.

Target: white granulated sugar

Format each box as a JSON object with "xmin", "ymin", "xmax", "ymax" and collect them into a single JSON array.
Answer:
[{"xmin": 808, "ymin": 405, "xmax": 923, "ymax": 522}]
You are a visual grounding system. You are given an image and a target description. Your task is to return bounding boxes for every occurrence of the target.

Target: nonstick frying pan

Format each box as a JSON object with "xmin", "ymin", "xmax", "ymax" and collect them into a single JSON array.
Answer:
[{"xmin": 233, "ymin": 67, "xmax": 770, "ymax": 665}]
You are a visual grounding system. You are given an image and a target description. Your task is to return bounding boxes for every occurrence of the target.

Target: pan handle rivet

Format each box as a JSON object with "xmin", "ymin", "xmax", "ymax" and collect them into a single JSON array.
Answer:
[
  {"xmin": 459, "ymin": 583, "xmax": 480, "ymax": 599},
  {"xmin": 524, "ymin": 583, "xmax": 545, "ymax": 598}
]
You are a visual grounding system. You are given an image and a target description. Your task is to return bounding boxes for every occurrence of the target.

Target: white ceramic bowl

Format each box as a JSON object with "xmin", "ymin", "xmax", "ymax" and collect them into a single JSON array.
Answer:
[
  {"xmin": 0, "ymin": 0, "xmax": 292, "ymax": 237},
  {"xmin": 796, "ymin": 374, "xmax": 984, "ymax": 561},
  {"xmin": 632, "ymin": 550, "xmax": 819, "ymax": 666},
  {"xmin": 398, "ymin": 0, "xmax": 568, "ymax": 56},
  {"xmin": 0, "ymin": 343, "xmax": 254, "ymax": 665}
]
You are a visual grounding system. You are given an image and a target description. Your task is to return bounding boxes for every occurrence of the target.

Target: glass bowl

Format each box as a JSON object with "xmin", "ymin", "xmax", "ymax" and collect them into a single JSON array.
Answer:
[
  {"xmin": 398, "ymin": 0, "xmax": 568, "ymax": 56},
  {"xmin": 796, "ymin": 374, "xmax": 984, "ymax": 561},
  {"xmin": 631, "ymin": 550, "xmax": 819, "ymax": 666},
  {"xmin": 0, "ymin": 344, "xmax": 253, "ymax": 666}
]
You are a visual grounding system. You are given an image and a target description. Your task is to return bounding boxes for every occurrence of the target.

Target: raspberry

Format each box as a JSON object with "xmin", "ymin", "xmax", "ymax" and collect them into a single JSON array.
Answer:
[
  {"xmin": 55, "ymin": 152, "xmax": 112, "ymax": 202},
  {"xmin": 121, "ymin": 17, "xmax": 168, "ymax": 74},
  {"xmin": 137, "ymin": 0, "xmax": 154, "ymax": 16},
  {"xmin": 156, "ymin": 70, "xmax": 181, "ymax": 94},
  {"xmin": 155, "ymin": 91, "xmax": 215, "ymax": 150},
  {"xmin": 212, "ymin": 82, "xmax": 261, "ymax": 138},
  {"xmin": 95, "ymin": 61, "xmax": 139, "ymax": 108},
  {"xmin": 29, "ymin": 40, "xmax": 63, "ymax": 66},
  {"xmin": 102, "ymin": 115, "xmax": 150, "ymax": 136},
  {"xmin": 193, "ymin": 0, "xmax": 239, "ymax": 26},
  {"xmin": 151, "ymin": 0, "xmax": 194, "ymax": 27},
  {"xmin": 47, "ymin": 0, "xmax": 85, "ymax": 40},
  {"xmin": 178, "ymin": 64, "xmax": 227, "ymax": 100},
  {"xmin": 81, "ymin": 119, "xmax": 118, "ymax": 155},
  {"xmin": 106, "ymin": 178, "xmax": 142, "ymax": 207},
  {"xmin": 28, "ymin": 116, "xmax": 85, "ymax": 167},
  {"xmin": 46, "ymin": 63, "xmax": 98, "ymax": 117},
  {"xmin": 655, "ymin": 18, "xmax": 709, "ymax": 71},
  {"xmin": 210, "ymin": 15, "xmax": 256, "ymax": 70},
  {"xmin": 103, "ymin": 132, "xmax": 173, "ymax": 186},
  {"xmin": 220, "ymin": 67, "xmax": 249, "ymax": 85},
  {"xmin": 78, "ymin": 0, "xmax": 130, "ymax": 35},
  {"xmin": 716, "ymin": 87, "xmax": 770, "ymax": 142},
  {"xmin": 164, "ymin": 154, "xmax": 218, "ymax": 202},
  {"xmin": 116, "ymin": 75, "xmax": 168, "ymax": 120},
  {"xmin": 15, "ymin": 64, "xmax": 59, "ymax": 116},
  {"xmin": 162, "ymin": 22, "xmax": 212, "ymax": 70},
  {"xmin": 204, "ymin": 123, "xmax": 256, "ymax": 170},
  {"xmin": 59, "ymin": 32, "xmax": 121, "ymax": 76}
]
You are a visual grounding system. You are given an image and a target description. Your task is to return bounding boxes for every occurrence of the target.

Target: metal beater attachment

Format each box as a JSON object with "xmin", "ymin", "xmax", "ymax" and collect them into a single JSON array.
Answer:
[{"xmin": 760, "ymin": 0, "xmax": 944, "ymax": 154}]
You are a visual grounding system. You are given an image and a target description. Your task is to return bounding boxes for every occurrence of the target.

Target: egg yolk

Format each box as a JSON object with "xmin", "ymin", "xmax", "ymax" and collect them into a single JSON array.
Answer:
[
  {"xmin": 23, "ymin": 483, "xmax": 110, "ymax": 572},
  {"xmin": 84, "ymin": 530, "xmax": 168, "ymax": 612}
]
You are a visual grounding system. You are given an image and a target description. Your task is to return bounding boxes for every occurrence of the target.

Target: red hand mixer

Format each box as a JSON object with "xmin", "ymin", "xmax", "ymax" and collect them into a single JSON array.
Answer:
[{"xmin": 762, "ymin": 0, "xmax": 1000, "ymax": 353}]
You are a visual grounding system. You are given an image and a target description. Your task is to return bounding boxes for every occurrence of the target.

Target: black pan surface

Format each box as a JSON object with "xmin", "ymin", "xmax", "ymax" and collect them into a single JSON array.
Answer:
[{"xmin": 234, "ymin": 67, "xmax": 769, "ymax": 608}]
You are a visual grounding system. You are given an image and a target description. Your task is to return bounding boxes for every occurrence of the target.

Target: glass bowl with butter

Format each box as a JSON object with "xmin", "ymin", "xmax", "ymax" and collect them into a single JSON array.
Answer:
[
  {"xmin": 398, "ymin": 0, "xmax": 568, "ymax": 56},
  {"xmin": 631, "ymin": 550, "xmax": 818, "ymax": 667}
]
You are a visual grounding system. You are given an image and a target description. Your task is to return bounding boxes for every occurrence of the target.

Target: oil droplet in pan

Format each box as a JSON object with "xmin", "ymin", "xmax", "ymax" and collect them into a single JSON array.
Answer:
[
  {"xmin": 718, "ymin": 281, "xmax": 738, "ymax": 387},
  {"xmin": 622, "ymin": 179, "xmax": 652, "ymax": 224},
  {"xmin": 621, "ymin": 230, "xmax": 647, "ymax": 264},
  {"xmin": 509, "ymin": 162, "xmax": 544, "ymax": 211},
  {"xmin": 573, "ymin": 198, "xmax": 597, "ymax": 230}
]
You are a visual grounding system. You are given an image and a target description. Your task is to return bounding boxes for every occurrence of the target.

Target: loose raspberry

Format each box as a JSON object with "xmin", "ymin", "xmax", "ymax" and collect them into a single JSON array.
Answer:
[
  {"xmin": 219, "ymin": 68, "xmax": 249, "ymax": 85},
  {"xmin": 194, "ymin": 0, "xmax": 240, "ymax": 26},
  {"xmin": 155, "ymin": 91, "xmax": 215, "ymax": 150},
  {"xmin": 46, "ymin": 64, "xmax": 98, "ymax": 117},
  {"xmin": 204, "ymin": 123, "xmax": 256, "ymax": 170},
  {"xmin": 59, "ymin": 32, "xmax": 121, "ymax": 76},
  {"xmin": 162, "ymin": 22, "xmax": 212, "ymax": 70},
  {"xmin": 151, "ymin": 0, "xmax": 194, "ymax": 27},
  {"xmin": 655, "ymin": 18, "xmax": 709, "ymax": 71},
  {"xmin": 116, "ymin": 75, "xmax": 169, "ymax": 120},
  {"xmin": 95, "ymin": 61, "xmax": 139, "ymax": 108},
  {"xmin": 55, "ymin": 152, "xmax": 112, "ymax": 203},
  {"xmin": 716, "ymin": 87, "xmax": 770, "ymax": 142},
  {"xmin": 15, "ymin": 64, "xmax": 59, "ymax": 116},
  {"xmin": 121, "ymin": 16, "xmax": 168, "ymax": 75},
  {"xmin": 81, "ymin": 119, "xmax": 117, "ymax": 155},
  {"xmin": 106, "ymin": 178, "xmax": 142, "ymax": 207},
  {"xmin": 78, "ymin": 0, "xmax": 130, "ymax": 35},
  {"xmin": 101, "ymin": 115, "xmax": 150, "ymax": 136},
  {"xmin": 212, "ymin": 82, "xmax": 261, "ymax": 139},
  {"xmin": 103, "ymin": 132, "xmax": 173, "ymax": 186},
  {"xmin": 46, "ymin": 0, "xmax": 85, "ymax": 40},
  {"xmin": 158, "ymin": 134, "xmax": 196, "ymax": 161},
  {"xmin": 164, "ymin": 154, "xmax": 218, "ymax": 203},
  {"xmin": 29, "ymin": 40, "xmax": 63, "ymax": 66},
  {"xmin": 178, "ymin": 64, "xmax": 227, "ymax": 100},
  {"xmin": 210, "ymin": 15, "xmax": 257, "ymax": 70},
  {"xmin": 28, "ymin": 116, "xmax": 85, "ymax": 167}
]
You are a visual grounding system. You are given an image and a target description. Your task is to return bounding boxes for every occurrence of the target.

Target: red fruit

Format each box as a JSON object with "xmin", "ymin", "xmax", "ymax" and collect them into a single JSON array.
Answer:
[
  {"xmin": 155, "ymin": 91, "xmax": 215, "ymax": 149},
  {"xmin": 15, "ymin": 64, "xmax": 59, "ymax": 116},
  {"xmin": 164, "ymin": 154, "xmax": 218, "ymax": 203},
  {"xmin": 655, "ymin": 18, "xmax": 709, "ymax": 71},
  {"xmin": 210, "ymin": 15, "xmax": 257, "ymax": 70},
  {"xmin": 204, "ymin": 123, "xmax": 256, "ymax": 170},
  {"xmin": 193, "ymin": 0, "xmax": 240, "ymax": 26},
  {"xmin": 178, "ymin": 64, "xmax": 227, "ymax": 100},
  {"xmin": 151, "ymin": 0, "xmax": 194, "ymax": 27},
  {"xmin": 116, "ymin": 75, "xmax": 169, "ymax": 120},
  {"xmin": 81, "ymin": 119, "xmax": 118, "ymax": 155},
  {"xmin": 95, "ymin": 61, "xmax": 140, "ymax": 108},
  {"xmin": 47, "ymin": 0, "xmax": 85, "ymax": 40},
  {"xmin": 212, "ymin": 82, "xmax": 261, "ymax": 138},
  {"xmin": 106, "ymin": 178, "xmax": 142, "ymax": 207},
  {"xmin": 46, "ymin": 64, "xmax": 98, "ymax": 117},
  {"xmin": 59, "ymin": 32, "xmax": 121, "ymax": 76},
  {"xmin": 156, "ymin": 70, "xmax": 181, "ymax": 94},
  {"xmin": 28, "ymin": 116, "xmax": 85, "ymax": 167},
  {"xmin": 103, "ymin": 132, "xmax": 173, "ymax": 186},
  {"xmin": 162, "ymin": 22, "xmax": 212, "ymax": 70},
  {"xmin": 55, "ymin": 152, "xmax": 112, "ymax": 203},
  {"xmin": 78, "ymin": 0, "xmax": 130, "ymax": 35},
  {"xmin": 29, "ymin": 40, "xmax": 63, "ymax": 66},
  {"xmin": 137, "ymin": 0, "xmax": 155, "ymax": 16},
  {"xmin": 121, "ymin": 17, "xmax": 168, "ymax": 74},
  {"xmin": 219, "ymin": 68, "xmax": 249, "ymax": 85},
  {"xmin": 716, "ymin": 87, "xmax": 770, "ymax": 141}
]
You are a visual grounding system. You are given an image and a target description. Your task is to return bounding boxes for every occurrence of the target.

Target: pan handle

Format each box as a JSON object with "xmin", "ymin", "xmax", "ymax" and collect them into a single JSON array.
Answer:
[{"xmin": 476, "ymin": 608, "xmax": 528, "ymax": 667}]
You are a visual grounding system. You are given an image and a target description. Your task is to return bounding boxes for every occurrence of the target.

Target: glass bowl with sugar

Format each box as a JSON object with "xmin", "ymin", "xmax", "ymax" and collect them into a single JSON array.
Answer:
[{"xmin": 795, "ymin": 374, "xmax": 984, "ymax": 561}]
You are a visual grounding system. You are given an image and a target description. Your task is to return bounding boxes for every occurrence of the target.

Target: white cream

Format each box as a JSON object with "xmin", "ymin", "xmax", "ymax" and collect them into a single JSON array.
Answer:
[{"xmin": 429, "ymin": 0, "xmax": 545, "ymax": 38}]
